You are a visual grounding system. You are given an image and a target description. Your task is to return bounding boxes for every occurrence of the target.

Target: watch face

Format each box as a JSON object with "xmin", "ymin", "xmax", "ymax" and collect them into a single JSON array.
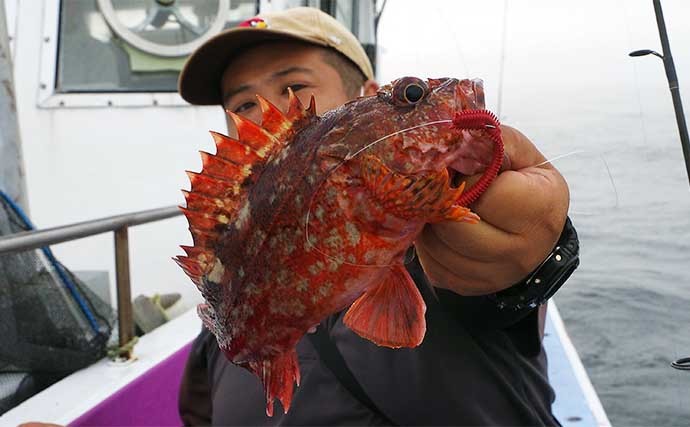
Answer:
[{"xmin": 97, "ymin": 0, "xmax": 231, "ymax": 57}]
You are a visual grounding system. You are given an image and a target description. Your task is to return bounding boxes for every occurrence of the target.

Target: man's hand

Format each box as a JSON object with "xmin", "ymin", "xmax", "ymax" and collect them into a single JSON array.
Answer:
[{"xmin": 415, "ymin": 125, "xmax": 570, "ymax": 296}]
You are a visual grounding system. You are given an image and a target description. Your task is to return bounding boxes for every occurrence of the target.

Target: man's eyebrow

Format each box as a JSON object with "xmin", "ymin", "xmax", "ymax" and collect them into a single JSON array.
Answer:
[
  {"xmin": 222, "ymin": 84, "xmax": 251, "ymax": 107},
  {"xmin": 271, "ymin": 66, "xmax": 314, "ymax": 78}
]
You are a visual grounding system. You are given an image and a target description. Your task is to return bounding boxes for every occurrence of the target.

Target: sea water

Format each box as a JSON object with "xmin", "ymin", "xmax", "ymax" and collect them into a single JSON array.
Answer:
[{"xmin": 379, "ymin": 1, "xmax": 690, "ymax": 425}]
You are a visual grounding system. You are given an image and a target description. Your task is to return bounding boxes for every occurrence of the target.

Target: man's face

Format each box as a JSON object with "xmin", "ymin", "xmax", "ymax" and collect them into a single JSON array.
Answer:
[{"xmin": 220, "ymin": 41, "xmax": 354, "ymax": 136}]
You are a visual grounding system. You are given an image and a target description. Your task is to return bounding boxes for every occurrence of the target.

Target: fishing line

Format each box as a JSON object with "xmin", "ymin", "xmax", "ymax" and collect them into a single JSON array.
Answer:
[
  {"xmin": 304, "ymin": 119, "xmax": 455, "ymax": 269},
  {"xmin": 619, "ymin": 0, "xmax": 688, "ymax": 416},
  {"xmin": 343, "ymin": 119, "xmax": 453, "ymax": 163},
  {"xmin": 496, "ymin": 0, "xmax": 509, "ymax": 120},
  {"xmin": 619, "ymin": 0, "xmax": 651, "ymax": 157},
  {"xmin": 534, "ymin": 149, "xmax": 620, "ymax": 215},
  {"xmin": 432, "ymin": 5, "xmax": 470, "ymax": 77},
  {"xmin": 533, "ymin": 150, "xmax": 589, "ymax": 167},
  {"xmin": 304, "ymin": 119, "xmax": 620, "ymax": 267}
]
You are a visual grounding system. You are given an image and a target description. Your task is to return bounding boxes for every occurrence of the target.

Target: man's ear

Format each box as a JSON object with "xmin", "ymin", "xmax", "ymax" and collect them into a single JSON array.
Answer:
[{"xmin": 362, "ymin": 79, "xmax": 379, "ymax": 96}]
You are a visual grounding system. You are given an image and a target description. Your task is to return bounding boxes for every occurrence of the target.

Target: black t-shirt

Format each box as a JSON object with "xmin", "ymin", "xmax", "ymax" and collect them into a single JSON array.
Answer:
[{"xmin": 179, "ymin": 258, "xmax": 560, "ymax": 426}]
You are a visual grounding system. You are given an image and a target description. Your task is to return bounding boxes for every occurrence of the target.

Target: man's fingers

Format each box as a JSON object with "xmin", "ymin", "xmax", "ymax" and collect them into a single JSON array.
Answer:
[
  {"xmin": 500, "ymin": 152, "xmax": 512, "ymax": 173},
  {"xmin": 419, "ymin": 221, "xmax": 516, "ymax": 263},
  {"xmin": 416, "ymin": 224, "xmax": 532, "ymax": 283},
  {"xmin": 414, "ymin": 239, "xmax": 519, "ymax": 295},
  {"xmin": 470, "ymin": 168, "xmax": 567, "ymax": 235}
]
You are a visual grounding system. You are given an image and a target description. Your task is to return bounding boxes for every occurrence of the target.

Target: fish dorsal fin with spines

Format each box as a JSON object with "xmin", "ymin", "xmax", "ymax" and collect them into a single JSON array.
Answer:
[{"xmin": 175, "ymin": 90, "xmax": 316, "ymax": 285}]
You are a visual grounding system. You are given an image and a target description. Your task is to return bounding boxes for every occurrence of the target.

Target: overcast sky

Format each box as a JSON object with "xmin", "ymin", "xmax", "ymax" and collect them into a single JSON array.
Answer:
[
  {"xmin": 377, "ymin": 0, "xmax": 690, "ymax": 127},
  {"xmin": 376, "ymin": 0, "xmax": 690, "ymax": 210}
]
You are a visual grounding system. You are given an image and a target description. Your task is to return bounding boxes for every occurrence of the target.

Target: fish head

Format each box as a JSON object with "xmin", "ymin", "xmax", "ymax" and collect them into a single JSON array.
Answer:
[{"xmin": 355, "ymin": 76, "xmax": 493, "ymax": 177}]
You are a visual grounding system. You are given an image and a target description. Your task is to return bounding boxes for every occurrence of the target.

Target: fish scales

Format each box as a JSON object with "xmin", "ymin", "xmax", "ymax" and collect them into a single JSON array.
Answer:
[
  {"xmin": 177, "ymin": 77, "xmax": 504, "ymax": 415},
  {"xmin": 216, "ymin": 100, "xmax": 396, "ymax": 359}
]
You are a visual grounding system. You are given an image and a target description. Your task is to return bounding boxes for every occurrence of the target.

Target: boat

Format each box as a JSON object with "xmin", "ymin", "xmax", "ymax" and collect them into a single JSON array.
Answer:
[
  {"xmin": 0, "ymin": 303, "xmax": 610, "ymax": 426},
  {"xmin": 0, "ymin": 1, "xmax": 612, "ymax": 425}
]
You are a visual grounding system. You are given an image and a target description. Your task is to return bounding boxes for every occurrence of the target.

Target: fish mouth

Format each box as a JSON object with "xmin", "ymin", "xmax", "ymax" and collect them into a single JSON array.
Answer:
[
  {"xmin": 447, "ymin": 166, "xmax": 465, "ymax": 189},
  {"xmin": 445, "ymin": 121, "xmax": 469, "ymax": 189},
  {"xmin": 444, "ymin": 80, "xmax": 495, "ymax": 186},
  {"xmin": 444, "ymin": 108, "xmax": 474, "ymax": 189},
  {"xmin": 445, "ymin": 135, "xmax": 496, "ymax": 187}
]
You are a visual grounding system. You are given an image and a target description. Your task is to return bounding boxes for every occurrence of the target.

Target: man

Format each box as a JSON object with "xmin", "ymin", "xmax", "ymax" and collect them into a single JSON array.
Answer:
[{"xmin": 178, "ymin": 7, "xmax": 574, "ymax": 426}]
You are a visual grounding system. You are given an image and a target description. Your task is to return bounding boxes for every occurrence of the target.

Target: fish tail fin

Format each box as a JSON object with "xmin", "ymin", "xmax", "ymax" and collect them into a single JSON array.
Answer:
[{"xmin": 249, "ymin": 350, "xmax": 301, "ymax": 416}]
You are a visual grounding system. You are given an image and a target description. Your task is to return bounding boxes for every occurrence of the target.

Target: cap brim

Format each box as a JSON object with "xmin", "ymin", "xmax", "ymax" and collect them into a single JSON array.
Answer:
[{"xmin": 178, "ymin": 28, "xmax": 327, "ymax": 106}]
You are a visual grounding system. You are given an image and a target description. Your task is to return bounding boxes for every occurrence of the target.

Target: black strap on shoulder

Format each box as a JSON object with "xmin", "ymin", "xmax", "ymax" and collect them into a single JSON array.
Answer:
[
  {"xmin": 308, "ymin": 327, "xmax": 396, "ymax": 425},
  {"xmin": 307, "ymin": 252, "xmax": 426, "ymax": 425}
]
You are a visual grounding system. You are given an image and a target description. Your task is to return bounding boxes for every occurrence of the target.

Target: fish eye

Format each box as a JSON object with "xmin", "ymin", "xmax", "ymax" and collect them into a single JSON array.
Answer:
[
  {"xmin": 392, "ymin": 77, "xmax": 428, "ymax": 106},
  {"xmin": 404, "ymin": 84, "xmax": 425, "ymax": 103}
]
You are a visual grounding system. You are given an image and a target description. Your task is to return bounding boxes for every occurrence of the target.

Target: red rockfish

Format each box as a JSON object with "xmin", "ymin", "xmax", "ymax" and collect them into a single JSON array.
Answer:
[{"xmin": 176, "ymin": 77, "xmax": 504, "ymax": 415}]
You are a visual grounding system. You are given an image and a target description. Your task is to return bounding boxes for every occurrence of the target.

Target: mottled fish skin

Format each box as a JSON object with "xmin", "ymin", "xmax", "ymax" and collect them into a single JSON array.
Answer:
[{"xmin": 177, "ymin": 77, "xmax": 499, "ymax": 415}]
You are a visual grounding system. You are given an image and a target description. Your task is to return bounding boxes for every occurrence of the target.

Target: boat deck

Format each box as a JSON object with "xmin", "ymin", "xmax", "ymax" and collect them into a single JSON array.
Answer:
[
  {"xmin": 546, "ymin": 304, "xmax": 610, "ymax": 426},
  {"xmin": 1, "ymin": 303, "xmax": 610, "ymax": 426}
]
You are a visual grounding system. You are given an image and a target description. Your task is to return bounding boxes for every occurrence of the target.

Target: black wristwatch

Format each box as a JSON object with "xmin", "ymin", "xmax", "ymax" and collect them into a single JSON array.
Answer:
[{"xmin": 489, "ymin": 217, "xmax": 580, "ymax": 311}]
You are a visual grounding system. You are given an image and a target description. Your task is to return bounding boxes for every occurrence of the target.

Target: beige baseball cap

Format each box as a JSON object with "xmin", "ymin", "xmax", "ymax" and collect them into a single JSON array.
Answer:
[{"xmin": 178, "ymin": 7, "xmax": 374, "ymax": 106}]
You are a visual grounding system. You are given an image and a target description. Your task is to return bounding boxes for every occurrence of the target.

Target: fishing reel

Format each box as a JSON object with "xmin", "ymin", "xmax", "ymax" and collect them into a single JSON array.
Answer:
[{"xmin": 671, "ymin": 357, "xmax": 690, "ymax": 371}]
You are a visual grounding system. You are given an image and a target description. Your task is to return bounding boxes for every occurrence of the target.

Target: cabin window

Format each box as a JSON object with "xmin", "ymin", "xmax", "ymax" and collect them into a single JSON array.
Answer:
[
  {"xmin": 42, "ymin": 0, "xmax": 374, "ymax": 107},
  {"xmin": 55, "ymin": 0, "xmax": 256, "ymax": 93}
]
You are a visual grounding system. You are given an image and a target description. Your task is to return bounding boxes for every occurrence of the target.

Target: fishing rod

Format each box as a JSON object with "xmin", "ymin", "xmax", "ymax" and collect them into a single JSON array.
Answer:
[
  {"xmin": 629, "ymin": 0, "xmax": 690, "ymax": 372},
  {"xmin": 629, "ymin": 0, "xmax": 690, "ymax": 188}
]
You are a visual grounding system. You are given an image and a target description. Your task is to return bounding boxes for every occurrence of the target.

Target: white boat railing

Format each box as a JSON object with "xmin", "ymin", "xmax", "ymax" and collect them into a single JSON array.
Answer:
[{"xmin": 0, "ymin": 205, "xmax": 182, "ymax": 354}]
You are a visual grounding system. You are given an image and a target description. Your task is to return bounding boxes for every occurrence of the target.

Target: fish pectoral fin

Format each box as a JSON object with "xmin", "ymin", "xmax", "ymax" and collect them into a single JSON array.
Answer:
[
  {"xmin": 361, "ymin": 155, "xmax": 478, "ymax": 222},
  {"xmin": 343, "ymin": 264, "xmax": 426, "ymax": 348},
  {"xmin": 248, "ymin": 349, "xmax": 301, "ymax": 417},
  {"xmin": 434, "ymin": 203, "xmax": 480, "ymax": 224}
]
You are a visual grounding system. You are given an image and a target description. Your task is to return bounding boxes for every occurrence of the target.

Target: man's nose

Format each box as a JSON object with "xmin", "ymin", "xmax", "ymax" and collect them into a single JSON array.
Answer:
[
  {"xmin": 273, "ymin": 96, "xmax": 290, "ymax": 116},
  {"xmin": 244, "ymin": 109, "xmax": 263, "ymax": 126},
  {"xmin": 250, "ymin": 94, "xmax": 290, "ymax": 123}
]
